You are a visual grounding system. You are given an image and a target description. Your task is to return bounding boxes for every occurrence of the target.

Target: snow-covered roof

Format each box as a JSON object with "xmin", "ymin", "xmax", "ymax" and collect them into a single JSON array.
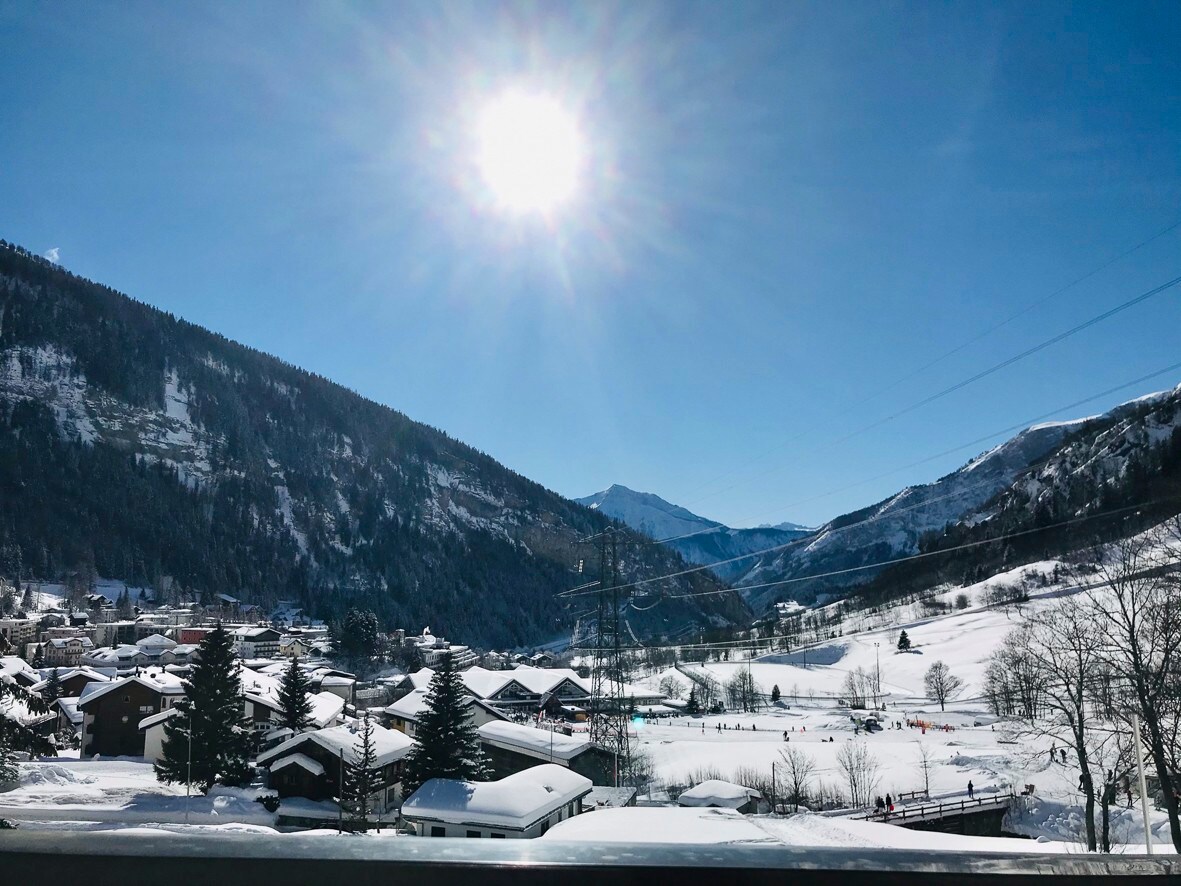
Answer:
[
  {"xmin": 270, "ymin": 752, "xmax": 325, "ymax": 777},
  {"xmin": 477, "ymin": 721, "xmax": 592, "ymax": 763},
  {"xmin": 138, "ymin": 707, "xmax": 180, "ymax": 731},
  {"xmin": 319, "ymin": 675, "xmax": 354, "ymax": 686},
  {"xmin": 48, "ymin": 636, "xmax": 93, "ymax": 649},
  {"xmin": 677, "ymin": 780, "xmax": 762, "ymax": 809},
  {"xmin": 402, "ymin": 764, "xmax": 592, "ymax": 829},
  {"xmin": 54, "ymin": 696, "xmax": 83, "ymax": 726},
  {"xmin": 136, "ymin": 633, "xmax": 177, "ymax": 649},
  {"xmin": 385, "ymin": 687, "xmax": 429, "ymax": 721},
  {"xmin": 78, "ymin": 671, "xmax": 187, "ymax": 707},
  {"xmin": 257, "ymin": 722, "xmax": 411, "ymax": 769}
]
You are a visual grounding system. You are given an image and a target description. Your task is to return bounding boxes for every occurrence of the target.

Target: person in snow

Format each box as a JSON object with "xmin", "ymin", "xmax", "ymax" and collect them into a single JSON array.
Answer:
[
  {"xmin": 885, "ymin": 793, "xmax": 892, "ymax": 810},
  {"xmin": 1049, "ymin": 743, "xmax": 1057, "ymax": 763},
  {"xmin": 1060, "ymin": 748, "xmax": 1067, "ymax": 764},
  {"xmin": 968, "ymin": 780, "xmax": 974, "ymax": 799}
]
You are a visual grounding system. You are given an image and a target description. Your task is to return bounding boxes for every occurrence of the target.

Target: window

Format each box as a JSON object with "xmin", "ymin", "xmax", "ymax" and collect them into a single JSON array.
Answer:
[
  {"xmin": 490, "ymin": 833, "xmax": 505, "ymax": 839},
  {"xmin": 466, "ymin": 830, "xmax": 481, "ymax": 838},
  {"xmin": 430, "ymin": 826, "xmax": 445, "ymax": 837}
]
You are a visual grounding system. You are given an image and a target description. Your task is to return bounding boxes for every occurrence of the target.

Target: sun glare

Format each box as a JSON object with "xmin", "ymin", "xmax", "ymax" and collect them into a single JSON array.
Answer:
[{"xmin": 476, "ymin": 92, "xmax": 583, "ymax": 215}]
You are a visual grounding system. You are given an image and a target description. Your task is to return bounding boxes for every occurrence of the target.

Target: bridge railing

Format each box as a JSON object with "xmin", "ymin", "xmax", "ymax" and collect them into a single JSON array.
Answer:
[{"xmin": 850, "ymin": 792, "xmax": 1015, "ymax": 823}]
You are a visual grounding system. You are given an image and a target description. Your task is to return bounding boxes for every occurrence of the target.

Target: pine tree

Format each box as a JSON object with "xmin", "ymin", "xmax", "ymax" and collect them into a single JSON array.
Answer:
[
  {"xmin": 401, "ymin": 652, "xmax": 487, "ymax": 795},
  {"xmin": 342, "ymin": 713, "xmax": 379, "ymax": 826},
  {"xmin": 0, "ymin": 731, "xmax": 17, "ymax": 785},
  {"xmin": 897, "ymin": 630, "xmax": 911, "ymax": 651},
  {"xmin": 685, "ymin": 686, "xmax": 700, "ymax": 715},
  {"xmin": 771, "ymin": 684, "xmax": 781, "ymax": 703},
  {"xmin": 31, "ymin": 645, "xmax": 44, "ymax": 668},
  {"xmin": 155, "ymin": 623, "xmax": 251, "ymax": 792},
  {"xmin": 277, "ymin": 656, "xmax": 314, "ymax": 733},
  {"xmin": 43, "ymin": 669, "xmax": 63, "ymax": 703}
]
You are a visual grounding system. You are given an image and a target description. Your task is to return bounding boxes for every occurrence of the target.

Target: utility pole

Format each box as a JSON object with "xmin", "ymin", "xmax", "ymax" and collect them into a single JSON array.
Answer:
[
  {"xmin": 874, "ymin": 642, "xmax": 881, "ymax": 709},
  {"xmin": 184, "ymin": 709, "xmax": 193, "ymax": 825},
  {"xmin": 1133, "ymin": 713, "xmax": 1152, "ymax": 855}
]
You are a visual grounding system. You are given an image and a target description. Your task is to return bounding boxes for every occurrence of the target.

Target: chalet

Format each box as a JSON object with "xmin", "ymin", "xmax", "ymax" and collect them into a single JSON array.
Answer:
[
  {"xmin": 53, "ymin": 696, "xmax": 84, "ymax": 735},
  {"xmin": 384, "ymin": 689, "xmax": 507, "ymax": 738},
  {"xmin": 477, "ymin": 721, "xmax": 616, "ymax": 786},
  {"xmin": 279, "ymin": 636, "xmax": 312, "ymax": 659},
  {"xmin": 78, "ymin": 670, "xmax": 186, "ymax": 757},
  {"xmin": 256, "ymin": 722, "xmax": 412, "ymax": 811},
  {"xmin": 401, "ymin": 764, "xmax": 591, "ymax": 839}
]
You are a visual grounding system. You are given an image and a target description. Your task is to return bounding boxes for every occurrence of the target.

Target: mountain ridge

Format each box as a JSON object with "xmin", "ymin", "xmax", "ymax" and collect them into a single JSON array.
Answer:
[{"xmin": 0, "ymin": 241, "xmax": 749, "ymax": 646}]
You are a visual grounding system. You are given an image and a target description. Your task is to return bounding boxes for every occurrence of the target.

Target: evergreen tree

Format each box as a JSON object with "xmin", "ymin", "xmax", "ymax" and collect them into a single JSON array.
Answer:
[
  {"xmin": 771, "ymin": 684, "xmax": 781, "ymax": 703},
  {"xmin": 685, "ymin": 686, "xmax": 700, "ymax": 715},
  {"xmin": 156, "ymin": 623, "xmax": 251, "ymax": 792},
  {"xmin": 897, "ymin": 631, "xmax": 911, "ymax": 651},
  {"xmin": 0, "ymin": 730, "xmax": 17, "ymax": 785},
  {"xmin": 342, "ymin": 713, "xmax": 379, "ymax": 826},
  {"xmin": 277, "ymin": 656, "xmax": 314, "ymax": 733},
  {"xmin": 43, "ymin": 669, "xmax": 63, "ymax": 703},
  {"xmin": 401, "ymin": 652, "xmax": 487, "ymax": 795},
  {"xmin": 31, "ymin": 645, "xmax": 44, "ymax": 668},
  {"xmin": 20, "ymin": 584, "xmax": 33, "ymax": 612}
]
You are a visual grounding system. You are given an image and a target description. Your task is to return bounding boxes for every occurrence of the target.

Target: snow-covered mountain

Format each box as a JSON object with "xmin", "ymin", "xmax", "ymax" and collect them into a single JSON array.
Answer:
[
  {"xmin": 736, "ymin": 385, "xmax": 1181, "ymax": 611},
  {"xmin": 576, "ymin": 485, "xmax": 724, "ymax": 540},
  {"xmin": 576, "ymin": 484, "xmax": 814, "ymax": 581},
  {"xmin": 0, "ymin": 242, "xmax": 748, "ymax": 645}
]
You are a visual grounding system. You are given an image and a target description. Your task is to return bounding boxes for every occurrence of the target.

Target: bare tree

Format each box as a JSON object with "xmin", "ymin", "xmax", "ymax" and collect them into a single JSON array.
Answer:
[
  {"xmin": 915, "ymin": 741, "xmax": 934, "ymax": 797},
  {"xmin": 779, "ymin": 745, "xmax": 817, "ymax": 812},
  {"xmin": 1021, "ymin": 600, "xmax": 1103, "ymax": 851},
  {"xmin": 924, "ymin": 661, "xmax": 964, "ymax": 712},
  {"xmin": 836, "ymin": 741, "xmax": 881, "ymax": 808},
  {"xmin": 1085, "ymin": 524, "xmax": 1181, "ymax": 852},
  {"xmin": 984, "ymin": 623, "xmax": 1043, "ymax": 721},
  {"xmin": 658, "ymin": 675, "xmax": 685, "ymax": 700}
]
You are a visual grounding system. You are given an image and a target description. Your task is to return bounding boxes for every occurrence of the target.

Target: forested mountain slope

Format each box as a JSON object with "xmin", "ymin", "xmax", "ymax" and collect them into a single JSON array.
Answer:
[{"xmin": 0, "ymin": 242, "xmax": 747, "ymax": 646}]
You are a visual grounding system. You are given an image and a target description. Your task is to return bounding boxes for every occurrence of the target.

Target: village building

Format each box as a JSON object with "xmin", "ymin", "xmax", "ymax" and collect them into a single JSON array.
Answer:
[
  {"xmin": 677, "ymin": 780, "xmax": 768, "ymax": 815},
  {"xmin": 256, "ymin": 722, "xmax": 412, "ymax": 811},
  {"xmin": 477, "ymin": 721, "xmax": 616, "ymax": 786},
  {"xmin": 401, "ymin": 764, "xmax": 592, "ymax": 839},
  {"xmin": 0, "ymin": 617, "xmax": 39, "ymax": 651},
  {"xmin": 43, "ymin": 635, "xmax": 94, "ymax": 668},
  {"xmin": 231, "ymin": 626, "xmax": 283, "ymax": 659},
  {"xmin": 384, "ymin": 688, "xmax": 507, "ymax": 738},
  {"xmin": 77, "ymin": 670, "xmax": 187, "ymax": 757}
]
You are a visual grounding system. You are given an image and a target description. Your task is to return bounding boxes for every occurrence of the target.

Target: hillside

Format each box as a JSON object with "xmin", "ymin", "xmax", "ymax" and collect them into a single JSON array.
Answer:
[
  {"xmin": 740, "ymin": 388, "xmax": 1181, "ymax": 611},
  {"xmin": 0, "ymin": 242, "xmax": 748, "ymax": 646}
]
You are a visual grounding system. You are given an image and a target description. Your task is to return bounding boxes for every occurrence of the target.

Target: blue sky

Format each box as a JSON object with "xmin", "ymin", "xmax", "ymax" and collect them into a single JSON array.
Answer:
[{"xmin": 1, "ymin": 1, "xmax": 1178, "ymax": 528}]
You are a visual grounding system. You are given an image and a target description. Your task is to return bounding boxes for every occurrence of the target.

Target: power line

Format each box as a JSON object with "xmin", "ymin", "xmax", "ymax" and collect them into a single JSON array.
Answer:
[
  {"xmin": 638, "ymin": 359, "xmax": 1181, "ymax": 551},
  {"xmin": 684, "ymin": 272, "xmax": 1181, "ymax": 510},
  {"xmin": 661, "ymin": 499, "xmax": 1173, "ymax": 600},
  {"xmin": 678, "ymin": 218, "xmax": 1181, "ymax": 507}
]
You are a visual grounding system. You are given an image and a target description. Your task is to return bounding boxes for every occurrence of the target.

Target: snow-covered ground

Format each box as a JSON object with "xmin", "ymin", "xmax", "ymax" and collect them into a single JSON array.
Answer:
[{"xmin": 626, "ymin": 556, "xmax": 1178, "ymax": 849}]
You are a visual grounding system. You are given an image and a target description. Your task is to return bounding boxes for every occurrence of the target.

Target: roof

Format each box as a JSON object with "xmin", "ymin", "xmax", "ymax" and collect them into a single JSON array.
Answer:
[
  {"xmin": 477, "ymin": 721, "xmax": 593, "ymax": 763},
  {"xmin": 54, "ymin": 696, "xmax": 84, "ymax": 726},
  {"xmin": 581, "ymin": 786, "xmax": 638, "ymax": 810},
  {"xmin": 78, "ymin": 671, "xmax": 187, "ymax": 708},
  {"xmin": 270, "ymin": 753, "xmax": 325, "ymax": 777},
  {"xmin": 677, "ymin": 780, "xmax": 762, "ymax": 809},
  {"xmin": 402, "ymin": 764, "xmax": 592, "ymax": 829},
  {"xmin": 385, "ymin": 689, "xmax": 508, "ymax": 724},
  {"xmin": 138, "ymin": 707, "xmax": 181, "ymax": 731},
  {"xmin": 257, "ymin": 722, "xmax": 412, "ymax": 769},
  {"xmin": 48, "ymin": 636, "xmax": 93, "ymax": 649},
  {"xmin": 136, "ymin": 633, "xmax": 177, "ymax": 649}
]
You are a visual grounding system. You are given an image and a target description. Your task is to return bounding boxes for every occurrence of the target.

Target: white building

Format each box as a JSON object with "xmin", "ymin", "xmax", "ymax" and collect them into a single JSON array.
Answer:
[
  {"xmin": 401, "ymin": 764, "xmax": 592, "ymax": 839},
  {"xmin": 0, "ymin": 618, "xmax": 38, "ymax": 651},
  {"xmin": 230, "ymin": 626, "xmax": 282, "ymax": 659}
]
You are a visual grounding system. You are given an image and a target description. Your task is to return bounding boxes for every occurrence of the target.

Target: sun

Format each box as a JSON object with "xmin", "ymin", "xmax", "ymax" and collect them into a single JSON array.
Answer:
[{"xmin": 476, "ymin": 92, "xmax": 584, "ymax": 215}]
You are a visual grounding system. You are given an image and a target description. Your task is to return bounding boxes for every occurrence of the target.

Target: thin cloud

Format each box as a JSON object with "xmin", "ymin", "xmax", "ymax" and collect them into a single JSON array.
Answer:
[{"xmin": 43, "ymin": 247, "xmax": 60, "ymax": 263}]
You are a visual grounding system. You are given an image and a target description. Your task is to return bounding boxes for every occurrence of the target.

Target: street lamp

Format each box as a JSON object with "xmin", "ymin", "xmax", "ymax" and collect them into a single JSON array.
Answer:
[{"xmin": 184, "ymin": 708, "xmax": 193, "ymax": 825}]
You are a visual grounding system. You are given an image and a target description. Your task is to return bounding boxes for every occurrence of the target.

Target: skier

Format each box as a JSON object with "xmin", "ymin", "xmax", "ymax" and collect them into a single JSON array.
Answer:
[{"xmin": 967, "ymin": 780, "xmax": 974, "ymax": 799}]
